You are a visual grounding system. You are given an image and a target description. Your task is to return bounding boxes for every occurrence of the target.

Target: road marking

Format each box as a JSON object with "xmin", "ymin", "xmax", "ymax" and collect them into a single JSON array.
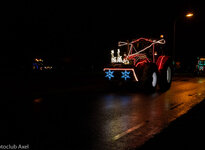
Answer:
[
  {"xmin": 112, "ymin": 122, "xmax": 145, "ymax": 141},
  {"xmin": 170, "ymin": 103, "xmax": 184, "ymax": 110}
]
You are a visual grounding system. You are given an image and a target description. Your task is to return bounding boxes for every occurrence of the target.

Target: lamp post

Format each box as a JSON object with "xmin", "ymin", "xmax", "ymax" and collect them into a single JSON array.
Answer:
[{"xmin": 172, "ymin": 12, "xmax": 194, "ymax": 64}]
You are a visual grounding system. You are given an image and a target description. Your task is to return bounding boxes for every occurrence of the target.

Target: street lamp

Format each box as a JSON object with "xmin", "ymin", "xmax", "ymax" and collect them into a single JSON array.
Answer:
[
  {"xmin": 186, "ymin": 12, "xmax": 194, "ymax": 18},
  {"xmin": 173, "ymin": 12, "xmax": 194, "ymax": 64}
]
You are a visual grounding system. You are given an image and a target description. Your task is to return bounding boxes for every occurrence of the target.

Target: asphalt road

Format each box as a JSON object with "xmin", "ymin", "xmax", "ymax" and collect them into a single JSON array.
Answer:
[{"xmin": 0, "ymin": 75, "xmax": 205, "ymax": 150}]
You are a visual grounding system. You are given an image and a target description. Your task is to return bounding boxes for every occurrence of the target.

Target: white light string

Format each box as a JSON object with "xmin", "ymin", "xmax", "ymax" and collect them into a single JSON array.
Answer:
[{"xmin": 127, "ymin": 39, "xmax": 166, "ymax": 57}]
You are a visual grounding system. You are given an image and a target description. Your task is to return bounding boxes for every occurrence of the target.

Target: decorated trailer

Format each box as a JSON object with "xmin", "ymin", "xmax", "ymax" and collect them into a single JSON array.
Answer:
[{"xmin": 103, "ymin": 37, "xmax": 172, "ymax": 91}]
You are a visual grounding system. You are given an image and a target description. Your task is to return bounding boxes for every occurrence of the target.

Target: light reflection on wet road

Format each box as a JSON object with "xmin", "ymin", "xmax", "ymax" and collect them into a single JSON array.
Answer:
[
  {"xmin": 32, "ymin": 77, "xmax": 205, "ymax": 150},
  {"xmin": 1, "ymin": 76, "xmax": 205, "ymax": 150}
]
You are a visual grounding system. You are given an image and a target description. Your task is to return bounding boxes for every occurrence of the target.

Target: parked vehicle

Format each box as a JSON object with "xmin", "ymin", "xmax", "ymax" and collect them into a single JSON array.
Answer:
[{"xmin": 195, "ymin": 57, "xmax": 205, "ymax": 75}]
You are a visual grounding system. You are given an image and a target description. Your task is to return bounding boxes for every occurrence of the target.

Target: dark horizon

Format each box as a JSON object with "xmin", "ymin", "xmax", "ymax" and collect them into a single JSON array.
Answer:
[{"xmin": 1, "ymin": 0, "xmax": 205, "ymax": 72}]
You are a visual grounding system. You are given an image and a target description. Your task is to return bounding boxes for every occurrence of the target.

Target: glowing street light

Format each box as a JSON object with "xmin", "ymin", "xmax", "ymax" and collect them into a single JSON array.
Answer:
[
  {"xmin": 173, "ymin": 12, "xmax": 194, "ymax": 63},
  {"xmin": 186, "ymin": 13, "xmax": 194, "ymax": 18},
  {"xmin": 160, "ymin": 34, "xmax": 164, "ymax": 38}
]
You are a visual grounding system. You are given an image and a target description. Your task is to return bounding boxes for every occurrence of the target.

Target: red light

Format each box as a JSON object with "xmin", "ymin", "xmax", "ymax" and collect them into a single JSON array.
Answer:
[
  {"xmin": 153, "ymin": 44, "xmax": 155, "ymax": 63},
  {"xmin": 158, "ymin": 56, "xmax": 165, "ymax": 70},
  {"xmin": 135, "ymin": 60, "xmax": 147, "ymax": 68},
  {"xmin": 131, "ymin": 38, "xmax": 153, "ymax": 44}
]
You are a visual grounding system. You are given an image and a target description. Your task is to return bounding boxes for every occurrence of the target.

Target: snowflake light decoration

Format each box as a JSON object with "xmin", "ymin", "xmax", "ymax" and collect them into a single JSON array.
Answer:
[
  {"xmin": 105, "ymin": 70, "xmax": 114, "ymax": 80},
  {"xmin": 121, "ymin": 70, "xmax": 130, "ymax": 80}
]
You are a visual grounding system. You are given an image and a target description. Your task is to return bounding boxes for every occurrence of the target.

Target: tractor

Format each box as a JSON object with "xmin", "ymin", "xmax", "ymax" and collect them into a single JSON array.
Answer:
[{"xmin": 104, "ymin": 37, "xmax": 172, "ymax": 91}]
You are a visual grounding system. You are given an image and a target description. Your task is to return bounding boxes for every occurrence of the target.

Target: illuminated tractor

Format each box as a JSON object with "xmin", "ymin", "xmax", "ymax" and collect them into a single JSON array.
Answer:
[{"xmin": 103, "ymin": 37, "xmax": 172, "ymax": 91}]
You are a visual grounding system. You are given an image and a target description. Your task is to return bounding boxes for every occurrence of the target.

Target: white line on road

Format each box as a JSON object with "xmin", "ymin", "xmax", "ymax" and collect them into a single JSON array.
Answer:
[{"xmin": 112, "ymin": 122, "xmax": 145, "ymax": 141}]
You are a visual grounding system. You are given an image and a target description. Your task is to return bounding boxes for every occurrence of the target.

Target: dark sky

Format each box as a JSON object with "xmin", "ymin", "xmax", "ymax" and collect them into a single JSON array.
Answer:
[{"xmin": 1, "ymin": 1, "xmax": 205, "ymax": 68}]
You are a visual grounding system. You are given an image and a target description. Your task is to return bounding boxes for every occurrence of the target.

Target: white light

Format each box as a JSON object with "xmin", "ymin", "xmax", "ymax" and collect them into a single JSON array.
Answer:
[
  {"xmin": 117, "ymin": 49, "xmax": 123, "ymax": 63},
  {"xmin": 127, "ymin": 39, "xmax": 166, "ymax": 58},
  {"xmin": 111, "ymin": 49, "xmax": 123, "ymax": 63},
  {"xmin": 111, "ymin": 50, "xmax": 117, "ymax": 63}
]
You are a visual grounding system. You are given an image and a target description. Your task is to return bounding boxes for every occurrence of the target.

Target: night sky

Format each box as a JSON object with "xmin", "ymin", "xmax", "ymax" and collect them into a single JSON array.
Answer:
[{"xmin": 1, "ymin": 1, "xmax": 205, "ymax": 72}]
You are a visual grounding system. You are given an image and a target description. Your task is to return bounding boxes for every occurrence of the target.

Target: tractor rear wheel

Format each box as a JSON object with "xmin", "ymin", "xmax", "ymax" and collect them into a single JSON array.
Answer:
[{"xmin": 158, "ymin": 60, "xmax": 172, "ymax": 91}]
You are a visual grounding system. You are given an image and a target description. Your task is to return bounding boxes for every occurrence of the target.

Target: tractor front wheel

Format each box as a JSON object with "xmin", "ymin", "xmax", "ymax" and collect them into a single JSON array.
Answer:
[{"xmin": 140, "ymin": 63, "xmax": 158, "ymax": 92}]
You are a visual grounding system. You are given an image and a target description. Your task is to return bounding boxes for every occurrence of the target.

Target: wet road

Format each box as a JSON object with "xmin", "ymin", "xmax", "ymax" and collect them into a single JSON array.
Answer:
[{"xmin": 1, "ymin": 76, "xmax": 205, "ymax": 150}]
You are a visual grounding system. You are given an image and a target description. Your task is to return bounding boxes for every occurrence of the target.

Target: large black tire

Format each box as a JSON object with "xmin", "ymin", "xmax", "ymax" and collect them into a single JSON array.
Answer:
[
  {"xmin": 158, "ymin": 59, "xmax": 172, "ymax": 91},
  {"xmin": 140, "ymin": 63, "xmax": 158, "ymax": 92}
]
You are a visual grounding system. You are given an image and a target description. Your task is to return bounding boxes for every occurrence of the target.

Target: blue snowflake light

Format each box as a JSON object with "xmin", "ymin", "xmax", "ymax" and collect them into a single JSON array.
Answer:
[
  {"xmin": 105, "ymin": 70, "xmax": 114, "ymax": 80},
  {"xmin": 121, "ymin": 70, "xmax": 130, "ymax": 80}
]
